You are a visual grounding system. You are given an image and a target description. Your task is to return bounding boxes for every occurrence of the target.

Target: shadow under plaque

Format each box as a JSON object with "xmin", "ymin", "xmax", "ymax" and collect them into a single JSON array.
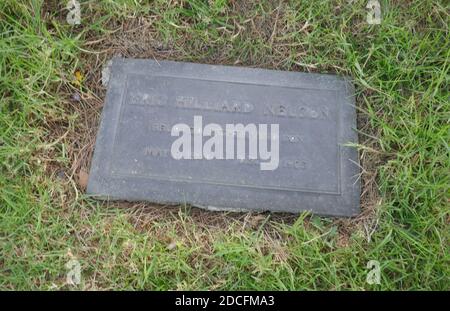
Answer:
[{"xmin": 87, "ymin": 58, "xmax": 360, "ymax": 217}]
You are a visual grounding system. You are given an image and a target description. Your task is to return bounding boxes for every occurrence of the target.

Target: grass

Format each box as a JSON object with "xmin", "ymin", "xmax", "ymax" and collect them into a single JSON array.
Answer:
[{"xmin": 0, "ymin": 0, "xmax": 448, "ymax": 290}]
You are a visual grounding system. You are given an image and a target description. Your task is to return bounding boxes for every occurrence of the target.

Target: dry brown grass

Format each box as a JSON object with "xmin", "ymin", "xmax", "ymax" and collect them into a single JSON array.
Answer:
[{"xmin": 44, "ymin": 3, "xmax": 382, "ymax": 249}]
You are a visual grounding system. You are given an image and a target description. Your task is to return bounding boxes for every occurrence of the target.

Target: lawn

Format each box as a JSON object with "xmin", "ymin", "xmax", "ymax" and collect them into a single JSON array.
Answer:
[{"xmin": 0, "ymin": 0, "xmax": 448, "ymax": 290}]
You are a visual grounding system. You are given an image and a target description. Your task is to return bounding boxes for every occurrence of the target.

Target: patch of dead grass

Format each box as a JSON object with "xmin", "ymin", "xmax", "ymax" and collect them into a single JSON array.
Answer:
[{"xmin": 44, "ymin": 5, "xmax": 382, "ymax": 252}]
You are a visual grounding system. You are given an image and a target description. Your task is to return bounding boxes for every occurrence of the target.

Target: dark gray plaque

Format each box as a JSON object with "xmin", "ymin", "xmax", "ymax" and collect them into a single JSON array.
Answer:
[{"xmin": 87, "ymin": 58, "xmax": 360, "ymax": 216}]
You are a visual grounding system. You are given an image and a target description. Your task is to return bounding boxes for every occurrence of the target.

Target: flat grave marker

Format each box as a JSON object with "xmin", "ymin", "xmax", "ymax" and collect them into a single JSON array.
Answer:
[{"xmin": 87, "ymin": 58, "xmax": 360, "ymax": 216}]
